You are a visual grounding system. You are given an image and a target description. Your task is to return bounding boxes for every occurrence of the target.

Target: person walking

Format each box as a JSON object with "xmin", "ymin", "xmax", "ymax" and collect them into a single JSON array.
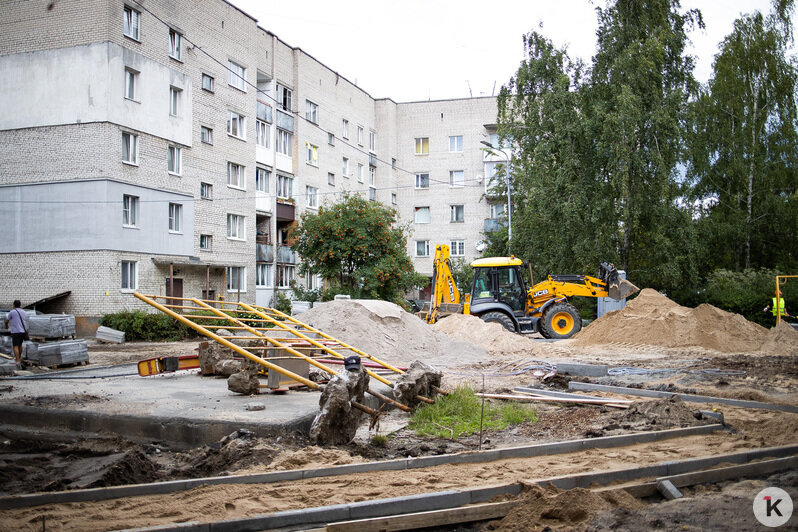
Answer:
[{"xmin": 4, "ymin": 300, "xmax": 28, "ymax": 369}]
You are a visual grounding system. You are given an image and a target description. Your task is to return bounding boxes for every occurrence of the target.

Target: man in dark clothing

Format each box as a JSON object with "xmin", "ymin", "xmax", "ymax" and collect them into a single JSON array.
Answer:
[{"xmin": 5, "ymin": 300, "xmax": 28, "ymax": 369}]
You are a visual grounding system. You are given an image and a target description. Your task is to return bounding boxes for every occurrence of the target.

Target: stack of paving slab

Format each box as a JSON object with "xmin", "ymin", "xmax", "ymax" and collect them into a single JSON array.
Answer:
[{"xmin": 0, "ymin": 310, "xmax": 87, "ymax": 367}]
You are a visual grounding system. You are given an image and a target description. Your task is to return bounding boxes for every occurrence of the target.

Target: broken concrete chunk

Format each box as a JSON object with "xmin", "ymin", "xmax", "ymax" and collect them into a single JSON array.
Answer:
[
  {"xmin": 309, "ymin": 366, "xmax": 369, "ymax": 445},
  {"xmin": 245, "ymin": 402, "xmax": 265, "ymax": 411},
  {"xmin": 227, "ymin": 370, "xmax": 260, "ymax": 395},
  {"xmin": 392, "ymin": 360, "xmax": 443, "ymax": 409}
]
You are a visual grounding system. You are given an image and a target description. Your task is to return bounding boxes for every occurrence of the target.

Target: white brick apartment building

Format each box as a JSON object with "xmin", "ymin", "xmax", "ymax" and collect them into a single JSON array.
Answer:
[{"xmin": 0, "ymin": 0, "xmax": 508, "ymax": 327}]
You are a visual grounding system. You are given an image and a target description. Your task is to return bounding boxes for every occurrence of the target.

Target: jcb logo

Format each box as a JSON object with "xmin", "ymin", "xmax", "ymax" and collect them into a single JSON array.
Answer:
[{"xmin": 533, "ymin": 289, "xmax": 549, "ymax": 297}]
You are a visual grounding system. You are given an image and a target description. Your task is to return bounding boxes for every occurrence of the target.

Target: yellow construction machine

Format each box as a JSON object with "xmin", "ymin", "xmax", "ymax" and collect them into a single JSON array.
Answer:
[{"xmin": 423, "ymin": 244, "xmax": 639, "ymax": 339}]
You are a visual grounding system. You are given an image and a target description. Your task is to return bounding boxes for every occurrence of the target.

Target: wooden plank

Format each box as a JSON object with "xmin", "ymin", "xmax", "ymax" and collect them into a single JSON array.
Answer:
[
  {"xmin": 568, "ymin": 382, "xmax": 798, "ymax": 414},
  {"xmin": 476, "ymin": 392, "xmax": 632, "ymax": 407},
  {"xmin": 326, "ymin": 501, "xmax": 516, "ymax": 532}
]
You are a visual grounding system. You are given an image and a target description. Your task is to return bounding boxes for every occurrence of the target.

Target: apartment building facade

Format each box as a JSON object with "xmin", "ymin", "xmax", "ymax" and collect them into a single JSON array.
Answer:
[{"xmin": 0, "ymin": 0, "xmax": 506, "ymax": 322}]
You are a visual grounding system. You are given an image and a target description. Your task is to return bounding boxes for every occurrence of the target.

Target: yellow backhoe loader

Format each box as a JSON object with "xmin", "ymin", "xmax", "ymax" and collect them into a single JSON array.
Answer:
[{"xmin": 423, "ymin": 244, "xmax": 639, "ymax": 339}]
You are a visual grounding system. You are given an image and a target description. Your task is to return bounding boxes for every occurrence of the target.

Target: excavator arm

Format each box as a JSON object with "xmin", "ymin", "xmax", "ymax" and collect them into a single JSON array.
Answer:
[
  {"xmin": 531, "ymin": 263, "xmax": 638, "ymax": 306},
  {"xmin": 424, "ymin": 244, "xmax": 461, "ymax": 323}
]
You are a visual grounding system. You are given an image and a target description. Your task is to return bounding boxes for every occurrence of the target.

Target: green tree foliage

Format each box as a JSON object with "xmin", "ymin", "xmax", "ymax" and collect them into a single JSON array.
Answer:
[
  {"xmin": 100, "ymin": 311, "xmax": 191, "ymax": 341},
  {"xmin": 702, "ymin": 268, "xmax": 797, "ymax": 326},
  {"xmin": 291, "ymin": 194, "xmax": 424, "ymax": 301},
  {"xmin": 689, "ymin": 0, "xmax": 798, "ymax": 272}
]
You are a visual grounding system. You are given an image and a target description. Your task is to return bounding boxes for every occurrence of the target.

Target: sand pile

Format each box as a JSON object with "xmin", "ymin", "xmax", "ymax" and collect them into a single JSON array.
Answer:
[
  {"xmin": 299, "ymin": 300, "xmax": 487, "ymax": 368},
  {"xmin": 571, "ymin": 289, "xmax": 775, "ymax": 353},
  {"xmin": 760, "ymin": 321, "xmax": 798, "ymax": 356},
  {"xmin": 267, "ymin": 446, "xmax": 361, "ymax": 470},
  {"xmin": 431, "ymin": 313, "xmax": 547, "ymax": 357}
]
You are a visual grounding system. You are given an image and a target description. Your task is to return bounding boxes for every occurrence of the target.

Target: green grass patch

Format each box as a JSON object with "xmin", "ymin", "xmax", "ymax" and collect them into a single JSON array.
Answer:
[
  {"xmin": 370, "ymin": 434, "xmax": 389, "ymax": 447},
  {"xmin": 408, "ymin": 386, "xmax": 537, "ymax": 439}
]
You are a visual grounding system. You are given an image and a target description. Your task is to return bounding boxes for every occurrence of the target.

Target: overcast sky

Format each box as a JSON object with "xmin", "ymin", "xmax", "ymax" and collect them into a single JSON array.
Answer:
[{"xmin": 229, "ymin": 0, "xmax": 790, "ymax": 102}]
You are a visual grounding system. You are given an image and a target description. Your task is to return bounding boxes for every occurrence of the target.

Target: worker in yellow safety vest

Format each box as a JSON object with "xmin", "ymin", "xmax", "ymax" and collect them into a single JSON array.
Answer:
[{"xmin": 765, "ymin": 290, "xmax": 789, "ymax": 318}]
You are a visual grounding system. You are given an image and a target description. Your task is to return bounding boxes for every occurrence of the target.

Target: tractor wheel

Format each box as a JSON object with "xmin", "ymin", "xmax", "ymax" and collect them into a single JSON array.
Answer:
[
  {"xmin": 541, "ymin": 302, "xmax": 582, "ymax": 339},
  {"xmin": 480, "ymin": 311, "xmax": 516, "ymax": 333}
]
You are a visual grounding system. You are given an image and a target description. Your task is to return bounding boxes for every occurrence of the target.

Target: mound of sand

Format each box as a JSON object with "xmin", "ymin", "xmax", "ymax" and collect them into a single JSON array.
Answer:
[
  {"xmin": 431, "ymin": 313, "xmax": 547, "ymax": 357},
  {"xmin": 571, "ymin": 289, "xmax": 789, "ymax": 354},
  {"xmin": 267, "ymin": 446, "xmax": 361, "ymax": 471},
  {"xmin": 298, "ymin": 300, "xmax": 488, "ymax": 368},
  {"xmin": 761, "ymin": 321, "xmax": 798, "ymax": 356}
]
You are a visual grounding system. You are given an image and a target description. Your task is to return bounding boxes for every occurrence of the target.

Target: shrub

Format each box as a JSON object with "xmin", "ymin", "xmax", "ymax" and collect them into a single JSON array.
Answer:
[
  {"xmin": 703, "ymin": 268, "xmax": 797, "ymax": 327},
  {"xmin": 99, "ymin": 311, "xmax": 191, "ymax": 342}
]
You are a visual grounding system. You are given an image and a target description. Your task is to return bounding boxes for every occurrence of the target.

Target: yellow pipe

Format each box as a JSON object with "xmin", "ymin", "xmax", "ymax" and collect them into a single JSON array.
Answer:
[
  {"xmin": 238, "ymin": 302, "xmax": 397, "ymax": 387},
  {"xmin": 192, "ymin": 298, "xmax": 346, "ymax": 381},
  {"xmin": 134, "ymin": 293, "xmax": 319, "ymax": 389},
  {"xmin": 254, "ymin": 305, "xmax": 405, "ymax": 376},
  {"xmin": 775, "ymin": 275, "xmax": 798, "ymax": 326}
]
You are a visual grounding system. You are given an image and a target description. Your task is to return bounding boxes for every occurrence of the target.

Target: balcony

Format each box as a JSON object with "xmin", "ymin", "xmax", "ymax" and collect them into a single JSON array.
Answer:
[
  {"xmin": 276, "ymin": 200, "xmax": 295, "ymax": 222},
  {"xmin": 277, "ymin": 245, "xmax": 296, "ymax": 264},
  {"xmin": 256, "ymin": 243, "xmax": 274, "ymax": 262}
]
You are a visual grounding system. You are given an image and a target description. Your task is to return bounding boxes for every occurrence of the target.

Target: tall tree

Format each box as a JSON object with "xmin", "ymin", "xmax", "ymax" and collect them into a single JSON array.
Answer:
[
  {"xmin": 587, "ymin": 0, "xmax": 702, "ymax": 290},
  {"xmin": 689, "ymin": 0, "xmax": 798, "ymax": 271}
]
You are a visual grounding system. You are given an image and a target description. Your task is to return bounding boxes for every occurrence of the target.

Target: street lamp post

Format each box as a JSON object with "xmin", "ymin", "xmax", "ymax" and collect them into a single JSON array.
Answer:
[{"xmin": 480, "ymin": 140, "xmax": 512, "ymax": 253}]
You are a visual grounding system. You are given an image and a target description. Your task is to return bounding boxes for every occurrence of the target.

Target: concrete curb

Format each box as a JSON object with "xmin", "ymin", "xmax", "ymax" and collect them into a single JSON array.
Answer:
[
  {"xmin": 0, "ymin": 424, "xmax": 722, "ymax": 510},
  {"xmin": 568, "ymin": 382, "xmax": 798, "ymax": 414},
  {"xmin": 0, "ymin": 404, "xmax": 316, "ymax": 448},
  {"xmin": 122, "ymin": 444, "xmax": 798, "ymax": 532}
]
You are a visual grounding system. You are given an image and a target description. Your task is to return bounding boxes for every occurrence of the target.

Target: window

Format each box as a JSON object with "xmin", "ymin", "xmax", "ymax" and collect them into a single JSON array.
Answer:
[
  {"xmin": 415, "ymin": 137, "xmax": 429, "ymax": 155},
  {"xmin": 200, "ymin": 234, "xmax": 212, "ymax": 251},
  {"xmin": 416, "ymin": 240, "xmax": 430, "ymax": 257},
  {"xmin": 169, "ymin": 87, "xmax": 181, "ymax": 116},
  {"xmin": 276, "ymin": 84, "xmax": 292, "ymax": 111},
  {"xmin": 121, "ymin": 260, "xmax": 137, "ymax": 291},
  {"xmin": 255, "ymin": 120, "xmax": 269, "ymax": 148},
  {"xmin": 450, "ymin": 204, "xmax": 464, "ymax": 223},
  {"xmin": 200, "ymin": 182, "xmax": 213, "ymax": 200},
  {"xmin": 449, "ymin": 135, "xmax": 463, "ymax": 152},
  {"xmin": 227, "ymin": 111, "xmax": 246, "ymax": 139},
  {"xmin": 369, "ymin": 167, "xmax": 375, "ymax": 186},
  {"xmin": 228, "ymin": 60, "xmax": 246, "ymax": 91},
  {"xmin": 328, "ymin": 172, "xmax": 335, "ymax": 186},
  {"xmin": 122, "ymin": 194, "xmax": 138, "ymax": 226},
  {"xmin": 490, "ymin": 203, "xmax": 506, "ymax": 219},
  {"xmin": 415, "ymin": 173, "xmax": 429, "ymax": 189},
  {"xmin": 369, "ymin": 130, "xmax": 376, "ymax": 151},
  {"xmin": 122, "ymin": 132, "xmax": 137, "ymax": 164},
  {"xmin": 450, "ymin": 240, "xmax": 465, "ymax": 256},
  {"xmin": 276, "ymin": 174, "xmax": 293, "ymax": 198},
  {"xmin": 391, "ymin": 158, "xmax": 397, "ymax": 169},
  {"xmin": 357, "ymin": 126, "xmax": 364, "ymax": 146},
  {"xmin": 227, "ymin": 214, "xmax": 245, "ymax": 240},
  {"xmin": 256, "ymin": 263, "xmax": 272, "ymax": 287},
  {"xmin": 306, "ymin": 142, "xmax": 318, "ymax": 166},
  {"xmin": 167, "ymin": 145, "xmax": 181, "ymax": 175},
  {"xmin": 201, "ymin": 73, "xmax": 214, "ymax": 92},
  {"xmin": 305, "ymin": 100, "xmax": 318, "ymax": 124},
  {"xmin": 169, "ymin": 29, "xmax": 182, "ymax": 61},
  {"xmin": 307, "ymin": 274, "xmax": 322, "ymax": 291},
  {"xmin": 255, "ymin": 167, "xmax": 270, "ymax": 193},
  {"xmin": 307, "ymin": 185, "xmax": 318, "ymax": 208},
  {"xmin": 342, "ymin": 119, "xmax": 349, "ymax": 139},
  {"xmin": 328, "ymin": 132, "xmax": 335, "ymax": 146},
  {"xmin": 123, "ymin": 6, "xmax": 140, "ymax": 40},
  {"xmin": 124, "ymin": 68, "xmax": 137, "ymax": 100},
  {"xmin": 357, "ymin": 163, "xmax": 364, "ymax": 183},
  {"xmin": 226, "ymin": 266, "xmax": 246, "ymax": 292},
  {"xmin": 342, "ymin": 157, "xmax": 350, "ymax": 177},
  {"xmin": 414, "ymin": 206, "xmax": 430, "ymax": 224},
  {"xmin": 168, "ymin": 203, "xmax": 182, "ymax": 232},
  {"xmin": 276, "ymin": 128, "xmax": 291, "ymax": 155},
  {"xmin": 201, "ymin": 125, "xmax": 213, "ymax": 145},
  {"xmin": 227, "ymin": 162, "xmax": 244, "ymax": 189},
  {"xmin": 450, "ymin": 170, "xmax": 464, "ymax": 187},
  {"xmin": 277, "ymin": 265, "xmax": 295, "ymax": 288},
  {"xmin": 369, "ymin": 187, "xmax": 376, "ymax": 201}
]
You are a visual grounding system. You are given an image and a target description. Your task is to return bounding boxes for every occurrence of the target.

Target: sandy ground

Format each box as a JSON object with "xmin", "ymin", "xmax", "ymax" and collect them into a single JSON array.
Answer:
[{"xmin": 2, "ymin": 296, "xmax": 797, "ymax": 530}]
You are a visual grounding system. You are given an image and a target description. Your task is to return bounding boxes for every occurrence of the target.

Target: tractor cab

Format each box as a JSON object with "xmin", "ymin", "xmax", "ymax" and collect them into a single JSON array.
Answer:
[{"xmin": 468, "ymin": 257, "xmax": 536, "ymax": 333}]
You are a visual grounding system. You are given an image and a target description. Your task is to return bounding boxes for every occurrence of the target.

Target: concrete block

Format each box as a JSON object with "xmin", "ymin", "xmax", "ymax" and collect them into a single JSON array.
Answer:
[
  {"xmin": 555, "ymin": 363, "xmax": 608, "ymax": 377},
  {"xmin": 657, "ymin": 479, "xmax": 683, "ymax": 500},
  {"xmin": 0, "ymin": 360, "xmax": 15, "ymax": 375},
  {"xmin": 96, "ymin": 326, "xmax": 125, "ymax": 343},
  {"xmin": 232, "ymin": 503, "xmax": 351, "ymax": 531},
  {"xmin": 27, "ymin": 314, "xmax": 76, "ymax": 338},
  {"xmin": 290, "ymin": 300, "xmax": 311, "ymax": 316},
  {"xmin": 469, "ymin": 482, "xmax": 523, "ymax": 504},
  {"xmin": 305, "ymin": 459, "xmax": 408, "ymax": 479},
  {"xmin": 349, "ymin": 490, "xmax": 469, "ymax": 519}
]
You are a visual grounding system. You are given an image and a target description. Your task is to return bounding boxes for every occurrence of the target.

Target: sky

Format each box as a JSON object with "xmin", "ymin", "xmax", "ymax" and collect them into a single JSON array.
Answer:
[{"xmin": 228, "ymin": 1, "xmax": 789, "ymax": 102}]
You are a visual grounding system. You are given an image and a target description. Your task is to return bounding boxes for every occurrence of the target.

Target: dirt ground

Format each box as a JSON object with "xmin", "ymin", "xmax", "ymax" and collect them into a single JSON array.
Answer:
[{"xmin": 2, "ymin": 295, "xmax": 797, "ymax": 530}]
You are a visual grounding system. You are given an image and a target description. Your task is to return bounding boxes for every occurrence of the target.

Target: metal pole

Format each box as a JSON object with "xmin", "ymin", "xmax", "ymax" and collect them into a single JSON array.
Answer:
[{"xmin": 505, "ymin": 150, "xmax": 512, "ymax": 254}]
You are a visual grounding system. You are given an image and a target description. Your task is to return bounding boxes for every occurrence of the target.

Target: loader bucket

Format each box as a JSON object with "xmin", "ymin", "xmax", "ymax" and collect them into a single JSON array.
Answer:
[
  {"xmin": 608, "ymin": 278, "xmax": 639, "ymax": 300},
  {"xmin": 598, "ymin": 262, "xmax": 640, "ymax": 300}
]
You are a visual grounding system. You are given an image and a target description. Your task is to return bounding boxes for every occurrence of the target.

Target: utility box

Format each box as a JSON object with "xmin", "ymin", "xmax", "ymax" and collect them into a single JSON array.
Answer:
[{"xmin": 597, "ymin": 270, "xmax": 628, "ymax": 318}]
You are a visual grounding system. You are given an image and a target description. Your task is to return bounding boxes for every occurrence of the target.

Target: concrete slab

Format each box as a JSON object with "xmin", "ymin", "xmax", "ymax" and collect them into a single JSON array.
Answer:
[
  {"xmin": 657, "ymin": 479, "xmax": 683, "ymax": 500},
  {"xmin": 0, "ymin": 363, "xmax": 321, "ymax": 446}
]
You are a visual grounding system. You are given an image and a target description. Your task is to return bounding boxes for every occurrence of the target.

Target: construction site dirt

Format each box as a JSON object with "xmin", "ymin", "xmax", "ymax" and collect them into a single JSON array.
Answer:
[{"xmin": 0, "ymin": 293, "xmax": 797, "ymax": 531}]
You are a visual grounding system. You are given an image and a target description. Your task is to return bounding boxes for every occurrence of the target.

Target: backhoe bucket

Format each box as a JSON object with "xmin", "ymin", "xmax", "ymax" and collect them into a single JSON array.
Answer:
[{"xmin": 599, "ymin": 262, "xmax": 640, "ymax": 300}]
